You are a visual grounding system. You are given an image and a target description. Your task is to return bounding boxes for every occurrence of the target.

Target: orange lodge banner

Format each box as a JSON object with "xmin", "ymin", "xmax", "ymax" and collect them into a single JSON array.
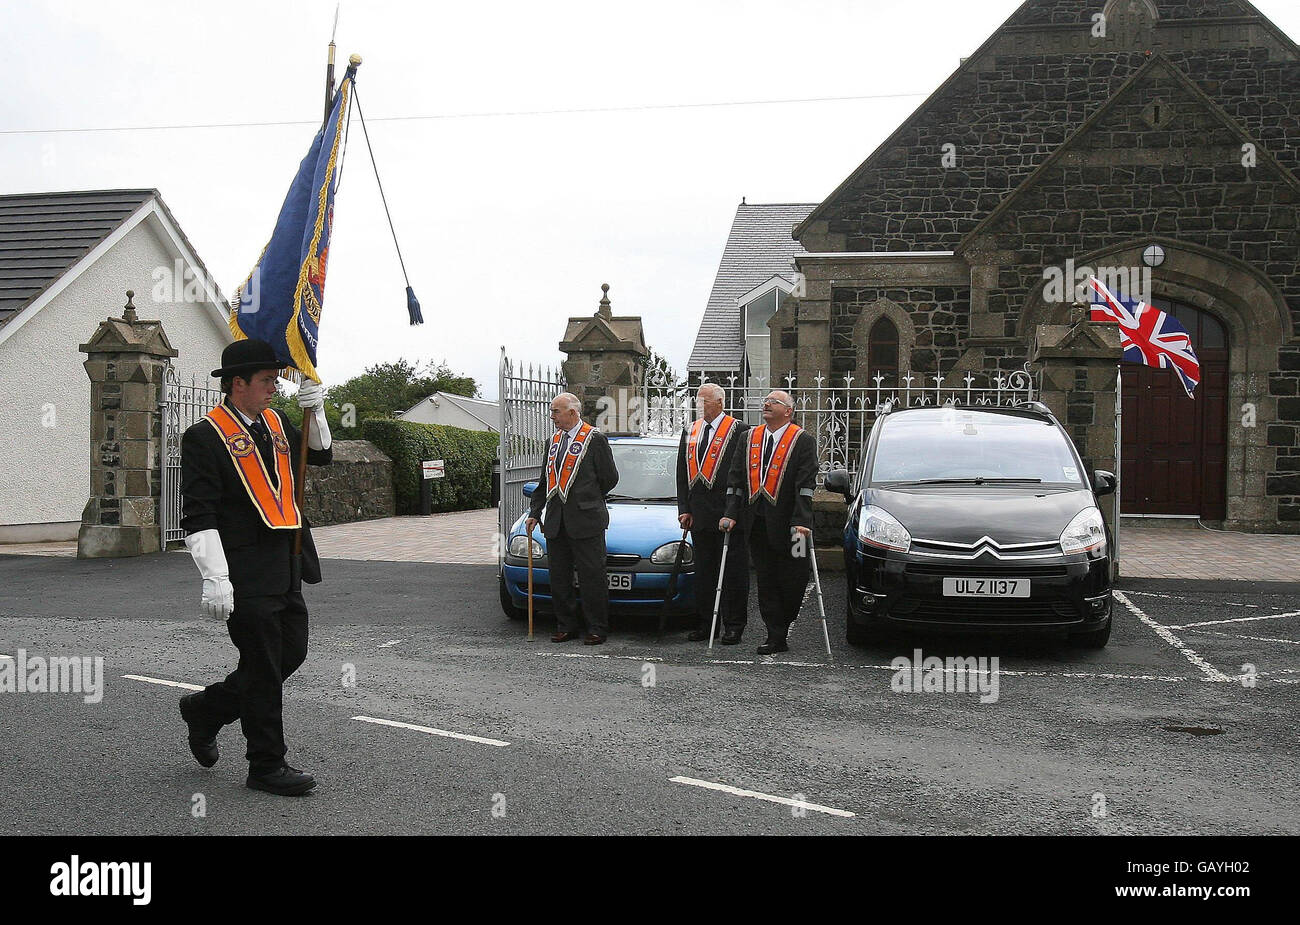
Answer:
[
  {"xmin": 747, "ymin": 424, "xmax": 803, "ymax": 502},
  {"xmin": 205, "ymin": 405, "xmax": 302, "ymax": 529},
  {"xmin": 546, "ymin": 421, "xmax": 595, "ymax": 502},
  {"xmin": 686, "ymin": 414, "xmax": 737, "ymax": 488}
]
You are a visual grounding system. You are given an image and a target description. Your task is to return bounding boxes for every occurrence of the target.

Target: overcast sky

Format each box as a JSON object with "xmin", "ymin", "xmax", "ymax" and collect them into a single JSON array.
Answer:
[{"xmin": 5, "ymin": 0, "xmax": 1299, "ymax": 399}]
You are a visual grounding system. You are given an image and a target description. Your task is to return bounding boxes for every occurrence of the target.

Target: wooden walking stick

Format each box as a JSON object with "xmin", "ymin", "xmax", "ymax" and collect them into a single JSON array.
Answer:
[
  {"xmin": 657, "ymin": 528, "xmax": 690, "ymax": 638},
  {"xmin": 707, "ymin": 531, "xmax": 731, "ymax": 650}
]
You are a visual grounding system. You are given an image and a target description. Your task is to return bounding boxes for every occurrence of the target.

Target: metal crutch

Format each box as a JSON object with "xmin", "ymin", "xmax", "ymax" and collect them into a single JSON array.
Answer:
[
  {"xmin": 707, "ymin": 531, "xmax": 732, "ymax": 650},
  {"xmin": 526, "ymin": 521, "xmax": 536, "ymax": 641},
  {"xmin": 808, "ymin": 532, "xmax": 833, "ymax": 661}
]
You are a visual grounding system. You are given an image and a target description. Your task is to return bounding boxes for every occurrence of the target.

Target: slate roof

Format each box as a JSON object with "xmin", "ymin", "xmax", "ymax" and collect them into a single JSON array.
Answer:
[
  {"xmin": 687, "ymin": 202, "xmax": 815, "ymax": 371},
  {"xmin": 0, "ymin": 190, "xmax": 156, "ymax": 329},
  {"xmin": 433, "ymin": 391, "xmax": 500, "ymax": 431}
]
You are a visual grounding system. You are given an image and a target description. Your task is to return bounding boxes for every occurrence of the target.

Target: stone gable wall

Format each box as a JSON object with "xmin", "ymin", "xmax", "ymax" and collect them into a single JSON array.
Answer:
[{"xmin": 826, "ymin": 48, "xmax": 1300, "ymax": 256}]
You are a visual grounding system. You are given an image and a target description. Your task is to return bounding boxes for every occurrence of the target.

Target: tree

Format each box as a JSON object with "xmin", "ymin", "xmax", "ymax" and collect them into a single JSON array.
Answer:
[
  {"xmin": 328, "ymin": 359, "xmax": 477, "ymax": 419},
  {"xmin": 270, "ymin": 359, "xmax": 478, "ymax": 440},
  {"xmin": 643, "ymin": 348, "xmax": 684, "ymax": 389}
]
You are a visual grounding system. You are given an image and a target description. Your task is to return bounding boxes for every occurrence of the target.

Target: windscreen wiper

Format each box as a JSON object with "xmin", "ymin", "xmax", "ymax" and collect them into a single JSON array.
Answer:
[{"xmin": 886, "ymin": 477, "xmax": 1044, "ymax": 487}]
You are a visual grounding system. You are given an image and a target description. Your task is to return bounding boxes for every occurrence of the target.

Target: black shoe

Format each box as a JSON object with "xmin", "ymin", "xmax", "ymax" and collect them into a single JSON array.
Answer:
[
  {"xmin": 178, "ymin": 693, "xmax": 219, "ymax": 768},
  {"xmin": 720, "ymin": 631, "xmax": 742, "ymax": 645},
  {"xmin": 757, "ymin": 638, "xmax": 789, "ymax": 655},
  {"xmin": 686, "ymin": 629, "xmax": 710, "ymax": 642},
  {"xmin": 247, "ymin": 765, "xmax": 316, "ymax": 796}
]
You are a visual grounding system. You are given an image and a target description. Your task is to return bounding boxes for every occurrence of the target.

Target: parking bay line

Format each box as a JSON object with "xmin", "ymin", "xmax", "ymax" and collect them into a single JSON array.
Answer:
[
  {"xmin": 352, "ymin": 715, "xmax": 510, "ymax": 748},
  {"xmin": 1114, "ymin": 590, "xmax": 1232, "ymax": 682},
  {"xmin": 1181, "ymin": 628, "xmax": 1300, "ymax": 647},
  {"xmin": 1121, "ymin": 589, "xmax": 1261, "ymax": 609},
  {"xmin": 122, "ymin": 674, "xmax": 204, "ymax": 692},
  {"xmin": 1165, "ymin": 611, "xmax": 1300, "ymax": 631},
  {"xmin": 670, "ymin": 776, "xmax": 855, "ymax": 818}
]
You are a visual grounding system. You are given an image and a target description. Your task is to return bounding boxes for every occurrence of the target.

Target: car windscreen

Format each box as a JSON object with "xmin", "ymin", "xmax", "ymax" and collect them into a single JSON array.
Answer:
[
  {"xmin": 868, "ymin": 411, "xmax": 1086, "ymax": 486},
  {"xmin": 608, "ymin": 443, "xmax": 678, "ymax": 500}
]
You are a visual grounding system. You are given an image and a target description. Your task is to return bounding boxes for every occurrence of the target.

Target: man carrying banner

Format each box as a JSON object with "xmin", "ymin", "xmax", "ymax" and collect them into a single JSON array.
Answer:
[
  {"xmin": 719, "ymin": 389, "xmax": 818, "ymax": 655},
  {"xmin": 175, "ymin": 56, "xmax": 357, "ymax": 796},
  {"xmin": 178, "ymin": 338, "xmax": 333, "ymax": 796},
  {"xmin": 676, "ymin": 383, "xmax": 750, "ymax": 644},
  {"xmin": 526, "ymin": 392, "xmax": 619, "ymax": 645}
]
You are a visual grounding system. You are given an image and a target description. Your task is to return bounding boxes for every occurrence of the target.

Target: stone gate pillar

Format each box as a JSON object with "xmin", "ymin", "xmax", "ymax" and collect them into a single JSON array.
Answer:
[
  {"xmin": 1031, "ymin": 311, "xmax": 1122, "ymax": 573},
  {"xmin": 77, "ymin": 291, "xmax": 177, "ymax": 558},
  {"xmin": 559, "ymin": 283, "xmax": 649, "ymax": 435}
]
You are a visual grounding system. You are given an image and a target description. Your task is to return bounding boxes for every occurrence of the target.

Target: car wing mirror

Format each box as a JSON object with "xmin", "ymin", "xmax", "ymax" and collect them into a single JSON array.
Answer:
[
  {"xmin": 1093, "ymin": 470, "xmax": 1116, "ymax": 496},
  {"xmin": 523, "ymin": 481, "xmax": 538, "ymax": 498},
  {"xmin": 824, "ymin": 468, "xmax": 852, "ymax": 498}
]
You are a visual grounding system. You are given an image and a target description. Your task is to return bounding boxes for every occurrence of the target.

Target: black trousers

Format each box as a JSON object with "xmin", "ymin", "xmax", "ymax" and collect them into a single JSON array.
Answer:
[
  {"xmin": 190, "ymin": 591, "xmax": 309, "ymax": 774},
  {"xmin": 691, "ymin": 527, "xmax": 749, "ymax": 634},
  {"xmin": 748, "ymin": 517, "xmax": 811, "ymax": 640},
  {"xmin": 548, "ymin": 530, "xmax": 609, "ymax": 636}
]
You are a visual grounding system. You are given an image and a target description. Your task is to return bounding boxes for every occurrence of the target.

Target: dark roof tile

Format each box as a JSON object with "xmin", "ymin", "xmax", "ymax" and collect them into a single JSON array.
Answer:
[{"xmin": 687, "ymin": 202, "xmax": 814, "ymax": 371}]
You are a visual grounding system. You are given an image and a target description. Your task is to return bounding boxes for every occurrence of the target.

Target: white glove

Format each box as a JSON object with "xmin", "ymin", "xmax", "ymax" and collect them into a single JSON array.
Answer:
[
  {"xmin": 298, "ymin": 380, "xmax": 332, "ymax": 451},
  {"xmin": 297, "ymin": 381, "xmax": 325, "ymax": 410},
  {"xmin": 185, "ymin": 529, "xmax": 234, "ymax": 621}
]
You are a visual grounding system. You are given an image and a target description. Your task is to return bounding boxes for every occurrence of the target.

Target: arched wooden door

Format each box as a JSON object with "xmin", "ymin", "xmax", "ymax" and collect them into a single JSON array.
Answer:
[{"xmin": 1119, "ymin": 298, "xmax": 1229, "ymax": 519}]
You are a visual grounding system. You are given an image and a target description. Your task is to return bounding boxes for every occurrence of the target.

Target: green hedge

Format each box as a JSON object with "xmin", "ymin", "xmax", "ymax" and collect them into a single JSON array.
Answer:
[{"xmin": 361, "ymin": 419, "xmax": 498, "ymax": 514}]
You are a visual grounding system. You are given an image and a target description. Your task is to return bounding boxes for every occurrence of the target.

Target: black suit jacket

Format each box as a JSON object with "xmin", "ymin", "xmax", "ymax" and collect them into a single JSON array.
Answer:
[
  {"xmin": 676, "ymin": 417, "xmax": 750, "ymax": 532},
  {"xmin": 724, "ymin": 426, "xmax": 818, "ymax": 548},
  {"xmin": 528, "ymin": 428, "xmax": 619, "ymax": 540},
  {"xmin": 180, "ymin": 402, "xmax": 332, "ymax": 597}
]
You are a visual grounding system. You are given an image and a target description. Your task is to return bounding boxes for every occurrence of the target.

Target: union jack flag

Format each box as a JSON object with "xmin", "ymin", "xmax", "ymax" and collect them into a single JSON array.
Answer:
[{"xmin": 1087, "ymin": 276, "xmax": 1200, "ymax": 398}]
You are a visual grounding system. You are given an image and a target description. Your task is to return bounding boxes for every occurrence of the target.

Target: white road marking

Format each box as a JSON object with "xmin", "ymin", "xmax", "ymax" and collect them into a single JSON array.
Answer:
[
  {"xmin": 1166, "ymin": 611, "xmax": 1300, "ymax": 630},
  {"xmin": 1114, "ymin": 590, "xmax": 1232, "ymax": 682},
  {"xmin": 377, "ymin": 639, "xmax": 403, "ymax": 648},
  {"xmin": 352, "ymin": 715, "xmax": 509, "ymax": 748},
  {"xmin": 712, "ymin": 659, "xmax": 1187, "ymax": 682},
  {"xmin": 1122, "ymin": 590, "xmax": 1260, "ymax": 609},
  {"xmin": 535, "ymin": 652, "xmax": 663, "ymax": 662},
  {"xmin": 670, "ymin": 776, "xmax": 855, "ymax": 818},
  {"xmin": 1183, "ymin": 629, "xmax": 1300, "ymax": 647},
  {"xmin": 122, "ymin": 674, "xmax": 204, "ymax": 691}
]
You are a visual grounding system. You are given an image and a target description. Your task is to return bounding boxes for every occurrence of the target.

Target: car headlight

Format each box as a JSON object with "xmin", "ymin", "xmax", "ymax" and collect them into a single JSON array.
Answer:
[
  {"xmin": 650, "ymin": 541, "xmax": 694, "ymax": 565},
  {"xmin": 858, "ymin": 504, "xmax": 911, "ymax": 552},
  {"xmin": 508, "ymin": 534, "xmax": 544, "ymax": 558},
  {"xmin": 1060, "ymin": 507, "xmax": 1107, "ymax": 554}
]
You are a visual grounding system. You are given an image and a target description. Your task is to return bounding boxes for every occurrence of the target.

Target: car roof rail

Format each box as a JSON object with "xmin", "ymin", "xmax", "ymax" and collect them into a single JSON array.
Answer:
[{"xmin": 1019, "ymin": 400, "xmax": 1057, "ymax": 420}]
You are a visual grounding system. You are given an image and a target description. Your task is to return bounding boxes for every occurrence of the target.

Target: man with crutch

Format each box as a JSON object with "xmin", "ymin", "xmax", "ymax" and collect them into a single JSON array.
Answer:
[
  {"xmin": 675, "ymin": 383, "xmax": 750, "ymax": 644},
  {"xmin": 719, "ymin": 390, "xmax": 819, "ymax": 655}
]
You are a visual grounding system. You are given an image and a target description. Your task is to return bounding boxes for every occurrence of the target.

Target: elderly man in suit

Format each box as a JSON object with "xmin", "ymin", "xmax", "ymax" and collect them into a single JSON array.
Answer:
[
  {"xmin": 676, "ymin": 382, "xmax": 750, "ymax": 644},
  {"xmin": 177, "ymin": 338, "xmax": 333, "ymax": 796},
  {"xmin": 720, "ymin": 389, "xmax": 818, "ymax": 655},
  {"xmin": 526, "ymin": 392, "xmax": 619, "ymax": 645}
]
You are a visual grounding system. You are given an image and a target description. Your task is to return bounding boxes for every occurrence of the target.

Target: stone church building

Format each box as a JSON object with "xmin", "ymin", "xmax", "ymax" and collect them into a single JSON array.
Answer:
[{"xmin": 689, "ymin": 0, "xmax": 1300, "ymax": 531}]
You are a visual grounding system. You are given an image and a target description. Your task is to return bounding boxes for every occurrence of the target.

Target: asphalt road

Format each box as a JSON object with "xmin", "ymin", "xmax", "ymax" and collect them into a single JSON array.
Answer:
[{"xmin": 1, "ymin": 551, "xmax": 1298, "ymax": 835}]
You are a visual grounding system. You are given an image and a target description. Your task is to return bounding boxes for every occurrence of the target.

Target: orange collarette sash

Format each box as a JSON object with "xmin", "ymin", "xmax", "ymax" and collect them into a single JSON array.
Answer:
[
  {"xmin": 204, "ymin": 405, "xmax": 302, "ymax": 529},
  {"xmin": 546, "ymin": 421, "xmax": 594, "ymax": 502},
  {"xmin": 686, "ymin": 415, "xmax": 737, "ymax": 488},
  {"xmin": 747, "ymin": 424, "xmax": 803, "ymax": 502}
]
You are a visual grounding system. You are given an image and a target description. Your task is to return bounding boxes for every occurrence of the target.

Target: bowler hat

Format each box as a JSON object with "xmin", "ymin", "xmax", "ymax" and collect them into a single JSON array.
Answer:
[{"xmin": 211, "ymin": 338, "xmax": 283, "ymax": 378}]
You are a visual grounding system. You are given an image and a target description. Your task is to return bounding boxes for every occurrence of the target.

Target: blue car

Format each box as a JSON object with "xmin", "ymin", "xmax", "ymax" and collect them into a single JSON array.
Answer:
[{"xmin": 498, "ymin": 436, "xmax": 696, "ymax": 621}]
